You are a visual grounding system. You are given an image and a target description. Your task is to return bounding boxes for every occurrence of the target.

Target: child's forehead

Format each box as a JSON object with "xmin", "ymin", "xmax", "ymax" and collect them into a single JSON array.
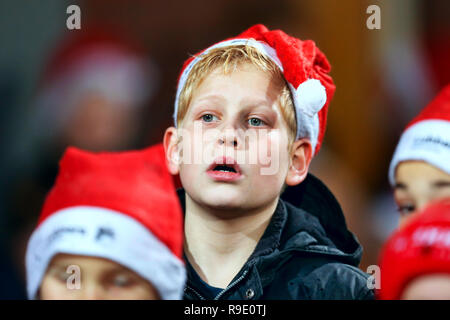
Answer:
[
  {"xmin": 192, "ymin": 63, "xmax": 283, "ymax": 100},
  {"xmin": 207, "ymin": 61, "xmax": 276, "ymax": 79},
  {"xmin": 397, "ymin": 161, "xmax": 450, "ymax": 178},
  {"xmin": 193, "ymin": 92, "xmax": 273, "ymax": 108}
]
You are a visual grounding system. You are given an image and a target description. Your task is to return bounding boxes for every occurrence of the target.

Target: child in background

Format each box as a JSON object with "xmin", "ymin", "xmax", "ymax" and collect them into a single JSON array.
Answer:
[
  {"xmin": 389, "ymin": 84, "xmax": 450, "ymax": 227},
  {"xmin": 164, "ymin": 24, "xmax": 372, "ymax": 299},
  {"xmin": 378, "ymin": 199, "xmax": 450, "ymax": 300},
  {"xmin": 26, "ymin": 144, "xmax": 185, "ymax": 299}
]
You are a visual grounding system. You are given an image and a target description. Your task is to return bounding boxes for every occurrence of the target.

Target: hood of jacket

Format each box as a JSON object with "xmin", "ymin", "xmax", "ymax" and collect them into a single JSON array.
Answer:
[{"xmin": 278, "ymin": 173, "xmax": 363, "ymax": 266}]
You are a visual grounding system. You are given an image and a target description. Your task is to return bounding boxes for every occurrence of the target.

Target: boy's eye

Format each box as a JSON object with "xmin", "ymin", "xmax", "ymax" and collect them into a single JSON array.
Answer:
[
  {"xmin": 201, "ymin": 114, "xmax": 218, "ymax": 122},
  {"xmin": 248, "ymin": 118, "xmax": 266, "ymax": 127},
  {"xmin": 397, "ymin": 204, "xmax": 415, "ymax": 216}
]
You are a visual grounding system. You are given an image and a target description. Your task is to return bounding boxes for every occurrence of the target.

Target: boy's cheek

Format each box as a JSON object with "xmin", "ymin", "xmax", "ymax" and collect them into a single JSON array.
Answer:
[
  {"xmin": 179, "ymin": 163, "xmax": 202, "ymax": 186},
  {"xmin": 178, "ymin": 124, "xmax": 213, "ymax": 166}
]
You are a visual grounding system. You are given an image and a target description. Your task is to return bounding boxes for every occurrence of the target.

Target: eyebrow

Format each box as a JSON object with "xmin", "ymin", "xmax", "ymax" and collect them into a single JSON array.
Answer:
[
  {"xmin": 432, "ymin": 180, "xmax": 450, "ymax": 188},
  {"xmin": 394, "ymin": 180, "xmax": 450, "ymax": 191},
  {"xmin": 102, "ymin": 265, "xmax": 136, "ymax": 279},
  {"xmin": 394, "ymin": 182, "xmax": 407, "ymax": 190}
]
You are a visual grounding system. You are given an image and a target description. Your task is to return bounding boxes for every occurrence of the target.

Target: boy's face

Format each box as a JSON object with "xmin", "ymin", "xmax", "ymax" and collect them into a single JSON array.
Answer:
[
  {"xmin": 168, "ymin": 63, "xmax": 308, "ymax": 213},
  {"xmin": 401, "ymin": 274, "xmax": 450, "ymax": 300},
  {"xmin": 394, "ymin": 161, "xmax": 450, "ymax": 227},
  {"xmin": 39, "ymin": 253, "xmax": 160, "ymax": 300}
]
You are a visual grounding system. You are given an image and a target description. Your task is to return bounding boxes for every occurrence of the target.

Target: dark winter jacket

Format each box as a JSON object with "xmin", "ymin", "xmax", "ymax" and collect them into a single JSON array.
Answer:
[{"xmin": 179, "ymin": 173, "xmax": 374, "ymax": 300}]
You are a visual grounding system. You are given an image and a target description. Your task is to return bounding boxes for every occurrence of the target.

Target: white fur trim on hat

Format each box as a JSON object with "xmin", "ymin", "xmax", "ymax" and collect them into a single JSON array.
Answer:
[
  {"xmin": 388, "ymin": 119, "xmax": 450, "ymax": 186},
  {"xmin": 25, "ymin": 206, "xmax": 186, "ymax": 300}
]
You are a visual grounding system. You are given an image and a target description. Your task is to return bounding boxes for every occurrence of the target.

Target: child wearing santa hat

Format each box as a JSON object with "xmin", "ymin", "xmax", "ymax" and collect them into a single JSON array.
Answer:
[
  {"xmin": 389, "ymin": 84, "xmax": 450, "ymax": 227},
  {"xmin": 25, "ymin": 144, "xmax": 185, "ymax": 300},
  {"xmin": 164, "ymin": 24, "xmax": 373, "ymax": 299},
  {"xmin": 378, "ymin": 199, "xmax": 450, "ymax": 300}
]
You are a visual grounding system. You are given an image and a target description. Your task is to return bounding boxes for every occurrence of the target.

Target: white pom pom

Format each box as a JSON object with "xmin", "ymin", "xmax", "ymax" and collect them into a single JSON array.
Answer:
[{"xmin": 295, "ymin": 79, "xmax": 327, "ymax": 116}]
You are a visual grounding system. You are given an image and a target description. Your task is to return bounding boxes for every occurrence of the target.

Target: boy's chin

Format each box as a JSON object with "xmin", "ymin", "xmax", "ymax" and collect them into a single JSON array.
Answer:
[
  {"xmin": 188, "ymin": 186, "xmax": 255, "ymax": 213},
  {"xmin": 197, "ymin": 188, "xmax": 276, "ymax": 214},
  {"xmin": 202, "ymin": 189, "xmax": 246, "ymax": 208}
]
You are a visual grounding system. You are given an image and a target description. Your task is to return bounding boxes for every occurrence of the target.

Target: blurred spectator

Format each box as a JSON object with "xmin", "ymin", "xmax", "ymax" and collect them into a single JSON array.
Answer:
[
  {"xmin": 30, "ymin": 28, "xmax": 157, "ymax": 152},
  {"xmin": 369, "ymin": 83, "xmax": 450, "ymax": 258},
  {"xmin": 388, "ymin": 84, "xmax": 450, "ymax": 228}
]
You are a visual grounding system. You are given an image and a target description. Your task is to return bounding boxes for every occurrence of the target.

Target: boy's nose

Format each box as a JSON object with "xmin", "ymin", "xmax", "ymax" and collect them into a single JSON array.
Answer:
[
  {"xmin": 217, "ymin": 124, "xmax": 241, "ymax": 148},
  {"xmin": 218, "ymin": 136, "xmax": 238, "ymax": 148},
  {"xmin": 218, "ymin": 130, "xmax": 239, "ymax": 148}
]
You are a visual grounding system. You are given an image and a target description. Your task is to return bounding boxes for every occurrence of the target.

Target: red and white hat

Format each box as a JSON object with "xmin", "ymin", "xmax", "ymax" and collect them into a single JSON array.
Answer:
[
  {"xmin": 173, "ymin": 24, "xmax": 336, "ymax": 156},
  {"xmin": 25, "ymin": 144, "xmax": 185, "ymax": 300},
  {"xmin": 389, "ymin": 84, "xmax": 450, "ymax": 185},
  {"xmin": 378, "ymin": 199, "xmax": 450, "ymax": 300}
]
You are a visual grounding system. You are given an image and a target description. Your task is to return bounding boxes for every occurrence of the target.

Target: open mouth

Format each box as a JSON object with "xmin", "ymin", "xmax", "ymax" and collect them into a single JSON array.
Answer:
[
  {"xmin": 212, "ymin": 165, "xmax": 238, "ymax": 173},
  {"xmin": 206, "ymin": 157, "xmax": 242, "ymax": 181}
]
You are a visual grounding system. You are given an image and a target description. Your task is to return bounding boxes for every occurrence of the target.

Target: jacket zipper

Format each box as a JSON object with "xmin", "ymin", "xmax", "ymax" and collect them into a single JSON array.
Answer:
[
  {"xmin": 213, "ymin": 269, "xmax": 249, "ymax": 300},
  {"xmin": 184, "ymin": 285, "xmax": 207, "ymax": 300}
]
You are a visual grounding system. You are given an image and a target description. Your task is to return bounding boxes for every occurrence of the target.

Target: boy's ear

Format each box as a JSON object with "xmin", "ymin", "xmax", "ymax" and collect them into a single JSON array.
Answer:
[
  {"xmin": 285, "ymin": 138, "xmax": 313, "ymax": 186},
  {"xmin": 163, "ymin": 127, "xmax": 180, "ymax": 175}
]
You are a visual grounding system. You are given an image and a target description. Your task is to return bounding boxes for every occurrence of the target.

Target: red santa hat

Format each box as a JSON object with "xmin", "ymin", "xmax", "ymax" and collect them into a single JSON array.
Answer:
[
  {"xmin": 378, "ymin": 199, "xmax": 450, "ymax": 300},
  {"xmin": 173, "ymin": 24, "xmax": 336, "ymax": 156},
  {"xmin": 25, "ymin": 143, "xmax": 185, "ymax": 300},
  {"xmin": 389, "ymin": 84, "xmax": 450, "ymax": 185}
]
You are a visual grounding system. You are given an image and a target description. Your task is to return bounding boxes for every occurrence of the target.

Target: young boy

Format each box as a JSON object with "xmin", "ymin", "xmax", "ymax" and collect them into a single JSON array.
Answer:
[
  {"xmin": 389, "ymin": 84, "xmax": 450, "ymax": 227},
  {"xmin": 378, "ymin": 199, "xmax": 450, "ymax": 300},
  {"xmin": 25, "ymin": 144, "xmax": 185, "ymax": 299},
  {"xmin": 164, "ymin": 24, "xmax": 373, "ymax": 299}
]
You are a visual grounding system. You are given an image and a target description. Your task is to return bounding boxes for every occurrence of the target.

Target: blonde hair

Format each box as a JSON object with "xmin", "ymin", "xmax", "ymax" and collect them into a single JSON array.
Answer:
[{"xmin": 176, "ymin": 45, "xmax": 297, "ymax": 145}]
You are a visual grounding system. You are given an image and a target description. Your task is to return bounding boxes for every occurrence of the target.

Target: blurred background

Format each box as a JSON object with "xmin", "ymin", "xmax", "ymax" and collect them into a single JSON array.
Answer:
[{"xmin": 1, "ymin": 0, "xmax": 449, "ymax": 299}]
